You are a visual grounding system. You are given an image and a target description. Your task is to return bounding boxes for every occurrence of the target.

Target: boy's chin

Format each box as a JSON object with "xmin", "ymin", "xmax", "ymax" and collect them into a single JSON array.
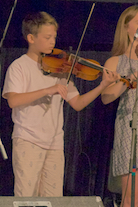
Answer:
[{"xmin": 41, "ymin": 50, "xmax": 53, "ymax": 55}]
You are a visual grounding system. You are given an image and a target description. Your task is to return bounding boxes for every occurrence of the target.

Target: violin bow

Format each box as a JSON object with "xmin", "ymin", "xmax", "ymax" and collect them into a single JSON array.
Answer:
[{"xmin": 66, "ymin": 2, "xmax": 96, "ymax": 86}]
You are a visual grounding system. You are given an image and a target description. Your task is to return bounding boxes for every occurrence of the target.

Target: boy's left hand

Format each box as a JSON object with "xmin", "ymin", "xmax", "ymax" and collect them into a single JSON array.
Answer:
[{"xmin": 101, "ymin": 68, "xmax": 120, "ymax": 88}]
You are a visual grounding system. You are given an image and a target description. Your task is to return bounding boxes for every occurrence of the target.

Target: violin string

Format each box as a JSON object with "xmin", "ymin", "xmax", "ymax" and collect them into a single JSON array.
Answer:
[{"xmin": 69, "ymin": 53, "xmax": 112, "ymax": 72}]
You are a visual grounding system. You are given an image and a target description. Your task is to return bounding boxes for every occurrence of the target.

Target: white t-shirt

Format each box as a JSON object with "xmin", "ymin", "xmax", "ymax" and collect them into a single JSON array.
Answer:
[{"xmin": 2, "ymin": 54, "xmax": 79, "ymax": 149}]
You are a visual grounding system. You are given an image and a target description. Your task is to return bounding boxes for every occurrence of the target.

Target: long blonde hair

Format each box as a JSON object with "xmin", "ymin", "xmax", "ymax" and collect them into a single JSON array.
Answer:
[{"xmin": 111, "ymin": 5, "xmax": 138, "ymax": 56}]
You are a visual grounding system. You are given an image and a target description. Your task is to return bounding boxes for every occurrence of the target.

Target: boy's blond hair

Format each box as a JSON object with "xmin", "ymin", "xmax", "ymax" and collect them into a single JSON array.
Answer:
[{"xmin": 22, "ymin": 11, "xmax": 58, "ymax": 41}]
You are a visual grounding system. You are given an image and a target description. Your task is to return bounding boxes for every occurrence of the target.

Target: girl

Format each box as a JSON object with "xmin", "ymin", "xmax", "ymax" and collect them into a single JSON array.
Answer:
[{"xmin": 101, "ymin": 5, "xmax": 138, "ymax": 207}]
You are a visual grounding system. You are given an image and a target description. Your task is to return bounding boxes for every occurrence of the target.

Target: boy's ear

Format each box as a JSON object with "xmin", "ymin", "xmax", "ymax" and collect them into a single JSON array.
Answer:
[{"xmin": 27, "ymin": 34, "xmax": 35, "ymax": 44}]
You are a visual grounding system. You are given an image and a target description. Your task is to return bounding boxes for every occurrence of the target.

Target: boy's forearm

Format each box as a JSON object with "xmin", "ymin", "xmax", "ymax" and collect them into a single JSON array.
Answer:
[
  {"xmin": 6, "ymin": 88, "xmax": 48, "ymax": 108},
  {"xmin": 69, "ymin": 83, "xmax": 108, "ymax": 111}
]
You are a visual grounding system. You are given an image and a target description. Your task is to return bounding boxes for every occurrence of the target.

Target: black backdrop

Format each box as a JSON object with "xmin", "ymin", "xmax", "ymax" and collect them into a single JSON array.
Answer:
[
  {"xmin": 0, "ymin": 0, "xmax": 137, "ymax": 205},
  {"xmin": 75, "ymin": 0, "xmax": 137, "ymax": 2},
  {"xmin": 0, "ymin": 0, "xmax": 137, "ymax": 50}
]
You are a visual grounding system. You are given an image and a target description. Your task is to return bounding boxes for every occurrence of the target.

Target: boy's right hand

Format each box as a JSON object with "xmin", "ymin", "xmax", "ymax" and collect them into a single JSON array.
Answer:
[
  {"xmin": 4, "ymin": 84, "xmax": 68, "ymax": 108},
  {"xmin": 47, "ymin": 84, "xmax": 68, "ymax": 100}
]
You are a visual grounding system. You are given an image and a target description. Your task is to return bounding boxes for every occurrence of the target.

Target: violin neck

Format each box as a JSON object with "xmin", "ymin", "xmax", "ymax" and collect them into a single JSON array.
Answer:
[
  {"xmin": 78, "ymin": 58, "xmax": 103, "ymax": 72},
  {"xmin": 69, "ymin": 53, "xmax": 104, "ymax": 72}
]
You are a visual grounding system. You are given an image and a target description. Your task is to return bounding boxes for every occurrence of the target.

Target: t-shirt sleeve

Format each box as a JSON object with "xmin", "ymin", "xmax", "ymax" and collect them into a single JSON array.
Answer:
[
  {"xmin": 66, "ymin": 79, "xmax": 79, "ymax": 102},
  {"xmin": 58, "ymin": 74, "xmax": 79, "ymax": 102},
  {"xmin": 2, "ymin": 62, "xmax": 24, "ymax": 99}
]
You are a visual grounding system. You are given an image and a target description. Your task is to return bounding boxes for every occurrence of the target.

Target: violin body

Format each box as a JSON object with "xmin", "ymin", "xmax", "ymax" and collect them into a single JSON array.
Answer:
[
  {"xmin": 72, "ymin": 59, "xmax": 101, "ymax": 81},
  {"xmin": 42, "ymin": 48, "xmax": 68, "ymax": 73},
  {"xmin": 41, "ymin": 48, "xmax": 102, "ymax": 81}
]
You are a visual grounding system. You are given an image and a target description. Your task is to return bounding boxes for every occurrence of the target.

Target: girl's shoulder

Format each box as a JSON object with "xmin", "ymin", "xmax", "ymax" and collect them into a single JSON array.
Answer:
[{"xmin": 104, "ymin": 56, "xmax": 119, "ymax": 72}]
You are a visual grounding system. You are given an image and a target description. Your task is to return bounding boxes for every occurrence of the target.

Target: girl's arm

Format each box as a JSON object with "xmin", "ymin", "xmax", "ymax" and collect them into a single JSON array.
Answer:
[{"xmin": 101, "ymin": 56, "xmax": 128, "ymax": 105}]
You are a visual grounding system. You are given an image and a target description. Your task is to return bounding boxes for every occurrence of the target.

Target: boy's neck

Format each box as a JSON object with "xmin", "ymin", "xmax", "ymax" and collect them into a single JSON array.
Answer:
[{"xmin": 26, "ymin": 50, "xmax": 41, "ymax": 63}]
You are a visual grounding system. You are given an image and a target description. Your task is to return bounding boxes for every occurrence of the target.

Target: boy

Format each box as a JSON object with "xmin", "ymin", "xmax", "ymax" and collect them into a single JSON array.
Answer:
[{"xmin": 2, "ymin": 11, "xmax": 119, "ymax": 197}]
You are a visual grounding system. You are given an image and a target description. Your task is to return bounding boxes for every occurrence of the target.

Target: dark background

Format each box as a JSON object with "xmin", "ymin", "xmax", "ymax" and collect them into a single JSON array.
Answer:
[
  {"xmin": 0, "ymin": 0, "xmax": 136, "ymax": 50},
  {"xmin": 0, "ymin": 0, "xmax": 137, "ymax": 206}
]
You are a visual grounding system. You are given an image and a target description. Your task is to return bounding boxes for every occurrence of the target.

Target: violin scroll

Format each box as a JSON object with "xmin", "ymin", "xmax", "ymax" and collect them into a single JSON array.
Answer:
[{"xmin": 120, "ymin": 76, "xmax": 137, "ymax": 89}]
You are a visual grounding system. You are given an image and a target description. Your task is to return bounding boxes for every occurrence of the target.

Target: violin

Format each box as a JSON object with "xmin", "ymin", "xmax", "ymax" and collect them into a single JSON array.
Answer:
[
  {"xmin": 41, "ymin": 48, "xmax": 102, "ymax": 81},
  {"xmin": 41, "ymin": 48, "xmax": 136, "ymax": 89}
]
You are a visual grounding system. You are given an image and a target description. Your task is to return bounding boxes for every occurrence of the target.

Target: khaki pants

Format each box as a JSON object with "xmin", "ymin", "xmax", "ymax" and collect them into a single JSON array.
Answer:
[{"xmin": 12, "ymin": 138, "xmax": 64, "ymax": 197}]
